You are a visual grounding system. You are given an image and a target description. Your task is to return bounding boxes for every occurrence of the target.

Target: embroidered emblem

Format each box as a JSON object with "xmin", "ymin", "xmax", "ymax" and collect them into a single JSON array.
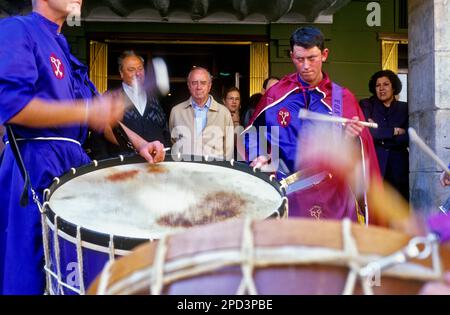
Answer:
[
  {"xmin": 277, "ymin": 108, "xmax": 291, "ymax": 127},
  {"xmin": 50, "ymin": 54, "xmax": 64, "ymax": 79},
  {"xmin": 309, "ymin": 205, "xmax": 322, "ymax": 220}
]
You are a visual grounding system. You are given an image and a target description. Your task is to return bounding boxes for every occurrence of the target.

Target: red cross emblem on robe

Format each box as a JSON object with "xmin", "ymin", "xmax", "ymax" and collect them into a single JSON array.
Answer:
[
  {"xmin": 277, "ymin": 107, "xmax": 291, "ymax": 127},
  {"xmin": 50, "ymin": 54, "xmax": 65, "ymax": 80}
]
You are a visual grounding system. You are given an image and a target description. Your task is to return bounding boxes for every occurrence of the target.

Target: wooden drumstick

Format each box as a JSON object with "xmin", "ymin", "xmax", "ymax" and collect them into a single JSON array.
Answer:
[
  {"xmin": 298, "ymin": 108, "xmax": 378, "ymax": 128},
  {"xmin": 124, "ymin": 58, "xmax": 170, "ymax": 111},
  {"xmin": 151, "ymin": 57, "xmax": 170, "ymax": 96},
  {"xmin": 150, "ymin": 147, "xmax": 171, "ymax": 155},
  {"xmin": 408, "ymin": 128, "xmax": 450, "ymax": 174}
]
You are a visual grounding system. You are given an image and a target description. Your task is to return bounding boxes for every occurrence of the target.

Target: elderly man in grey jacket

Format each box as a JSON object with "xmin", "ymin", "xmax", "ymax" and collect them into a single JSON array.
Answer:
[{"xmin": 169, "ymin": 67, "xmax": 234, "ymax": 160}]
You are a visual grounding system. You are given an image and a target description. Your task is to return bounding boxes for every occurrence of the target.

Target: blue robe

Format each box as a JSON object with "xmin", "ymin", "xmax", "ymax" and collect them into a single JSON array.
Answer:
[
  {"xmin": 359, "ymin": 96, "xmax": 409, "ymax": 200},
  {"xmin": 244, "ymin": 73, "xmax": 380, "ymax": 222},
  {"xmin": 0, "ymin": 12, "xmax": 95, "ymax": 294}
]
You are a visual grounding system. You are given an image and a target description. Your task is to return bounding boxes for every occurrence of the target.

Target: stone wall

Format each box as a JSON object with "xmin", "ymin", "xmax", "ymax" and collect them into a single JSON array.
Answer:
[{"xmin": 409, "ymin": 0, "xmax": 450, "ymax": 213}]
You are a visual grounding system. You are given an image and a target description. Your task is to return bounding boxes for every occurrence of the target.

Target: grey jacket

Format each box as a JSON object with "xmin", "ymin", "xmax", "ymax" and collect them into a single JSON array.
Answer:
[{"xmin": 169, "ymin": 96, "xmax": 234, "ymax": 160}]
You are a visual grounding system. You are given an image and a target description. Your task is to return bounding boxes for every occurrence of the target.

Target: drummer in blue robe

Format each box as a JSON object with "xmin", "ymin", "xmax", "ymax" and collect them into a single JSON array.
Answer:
[{"xmin": 0, "ymin": 0, "xmax": 166, "ymax": 295}]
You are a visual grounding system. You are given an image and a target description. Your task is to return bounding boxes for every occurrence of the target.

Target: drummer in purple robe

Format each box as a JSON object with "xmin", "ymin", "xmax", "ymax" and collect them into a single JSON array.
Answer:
[
  {"xmin": 243, "ymin": 26, "xmax": 381, "ymax": 223},
  {"xmin": 0, "ymin": 0, "xmax": 165, "ymax": 294}
]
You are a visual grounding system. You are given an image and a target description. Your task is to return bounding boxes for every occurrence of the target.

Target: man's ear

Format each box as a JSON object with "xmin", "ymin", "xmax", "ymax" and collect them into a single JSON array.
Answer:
[
  {"xmin": 119, "ymin": 70, "xmax": 124, "ymax": 80},
  {"xmin": 321, "ymin": 48, "xmax": 329, "ymax": 62}
]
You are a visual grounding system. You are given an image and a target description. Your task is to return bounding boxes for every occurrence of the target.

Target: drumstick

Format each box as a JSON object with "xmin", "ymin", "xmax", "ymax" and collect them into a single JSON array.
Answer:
[
  {"xmin": 124, "ymin": 57, "xmax": 170, "ymax": 111},
  {"xmin": 150, "ymin": 147, "xmax": 171, "ymax": 155},
  {"xmin": 151, "ymin": 57, "xmax": 170, "ymax": 96},
  {"xmin": 298, "ymin": 108, "xmax": 378, "ymax": 128},
  {"xmin": 129, "ymin": 76, "xmax": 139, "ymax": 110},
  {"xmin": 408, "ymin": 128, "xmax": 450, "ymax": 174},
  {"xmin": 113, "ymin": 59, "xmax": 170, "ymax": 150}
]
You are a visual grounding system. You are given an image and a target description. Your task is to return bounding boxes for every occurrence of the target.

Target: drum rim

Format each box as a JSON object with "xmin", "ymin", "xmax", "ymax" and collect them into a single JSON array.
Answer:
[{"xmin": 43, "ymin": 154, "xmax": 287, "ymax": 250}]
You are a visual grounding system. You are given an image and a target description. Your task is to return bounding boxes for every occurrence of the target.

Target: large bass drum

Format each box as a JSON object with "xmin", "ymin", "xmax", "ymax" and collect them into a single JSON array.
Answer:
[
  {"xmin": 41, "ymin": 155, "xmax": 287, "ymax": 295},
  {"xmin": 88, "ymin": 218, "xmax": 450, "ymax": 295}
]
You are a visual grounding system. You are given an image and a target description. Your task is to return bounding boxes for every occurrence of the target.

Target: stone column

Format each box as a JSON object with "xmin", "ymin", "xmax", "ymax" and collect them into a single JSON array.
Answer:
[{"xmin": 409, "ymin": 0, "xmax": 450, "ymax": 214}]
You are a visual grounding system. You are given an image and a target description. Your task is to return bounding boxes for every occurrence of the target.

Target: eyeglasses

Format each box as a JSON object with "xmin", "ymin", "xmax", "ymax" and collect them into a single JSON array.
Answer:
[{"xmin": 226, "ymin": 97, "xmax": 240, "ymax": 101}]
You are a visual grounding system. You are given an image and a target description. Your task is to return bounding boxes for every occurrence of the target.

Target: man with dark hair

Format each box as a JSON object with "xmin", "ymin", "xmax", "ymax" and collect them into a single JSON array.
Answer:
[
  {"xmin": 244, "ymin": 26, "xmax": 380, "ymax": 223},
  {"xmin": 0, "ymin": 0, "xmax": 165, "ymax": 294},
  {"xmin": 262, "ymin": 76, "xmax": 280, "ymax": 95}
]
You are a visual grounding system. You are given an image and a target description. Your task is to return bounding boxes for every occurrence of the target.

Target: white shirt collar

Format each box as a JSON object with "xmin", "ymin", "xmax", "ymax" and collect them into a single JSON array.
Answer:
[{"xmin": 122, "ymin": 82, "xmax": 147, "ymax": 116}]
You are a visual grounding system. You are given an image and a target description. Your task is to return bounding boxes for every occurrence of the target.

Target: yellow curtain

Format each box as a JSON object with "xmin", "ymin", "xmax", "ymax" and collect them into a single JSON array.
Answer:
[
  {"xmin": 89, "ymin": 41, "xmax": 108, "ymax": 94},
  {"xmin": 381, "ymin": 40, "xmax": 398, "ymax": 73},
  {"xmin": 249, "ymin": 42, "xmax": 269, "ymax": 96}
]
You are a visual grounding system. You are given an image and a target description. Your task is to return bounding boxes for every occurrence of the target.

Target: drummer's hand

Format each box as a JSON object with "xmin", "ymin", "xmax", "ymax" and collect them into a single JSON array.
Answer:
[
  {"xmin": 250, "ymin": 155, "xmax": 270, "ymax": 169},
  {"xmin": 440, "ymin": 170, "xmax": 450, "ymax": 187},
  {"xmin": 138, "ymin": 141, "xmax": 165, "ymax": 163},
  {"xmin": 344, "ymin": 116, "xmax": 364, "ymax": 138},
  {"xmin": 87, "ymin": 92, "xmax": 125, "ymax": 131}
]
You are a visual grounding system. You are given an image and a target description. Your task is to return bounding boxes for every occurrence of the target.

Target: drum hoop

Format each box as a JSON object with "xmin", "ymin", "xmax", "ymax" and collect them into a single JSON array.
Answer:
[{"xmin": 44, "ymin": 154, "xmax": 287, "ymax": 251}]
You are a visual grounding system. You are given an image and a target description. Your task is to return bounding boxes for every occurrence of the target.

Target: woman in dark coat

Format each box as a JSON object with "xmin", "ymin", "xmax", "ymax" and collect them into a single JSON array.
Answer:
[{"xmin": 360, "ymin": 70, "xmax": 409, "ymax": 200}]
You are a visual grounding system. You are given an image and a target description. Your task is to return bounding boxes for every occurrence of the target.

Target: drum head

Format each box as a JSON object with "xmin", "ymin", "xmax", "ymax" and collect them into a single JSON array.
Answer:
[{"xmin": 47, "ymin": 156, "xmax": 284, "ymax": 242}]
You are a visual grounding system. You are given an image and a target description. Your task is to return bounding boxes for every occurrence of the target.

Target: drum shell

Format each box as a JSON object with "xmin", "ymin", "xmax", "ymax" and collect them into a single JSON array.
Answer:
[
  {"xmin": 43, "ymin": 155, "xmax": 287, "ymax": 294},
  {"xmin": 88, "ymin": 218, "xmax": 450, "ymax": 295}
]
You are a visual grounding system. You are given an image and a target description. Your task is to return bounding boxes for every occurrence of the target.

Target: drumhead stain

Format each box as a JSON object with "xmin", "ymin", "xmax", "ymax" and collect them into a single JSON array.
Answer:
[
  {"xmin": 106, "ymin": 169, "xmax": 140, "ymax": 182},
  {"xmin": 157, "ymin": 191, "xmax": 246, "ymax": 227},
  {"xmin": 147, "ymin": 164, "xmax": 167, "ymax": 174},
  {"xmin": 49, "ymin": 162, "xmax": 282, "ymax": 239}
]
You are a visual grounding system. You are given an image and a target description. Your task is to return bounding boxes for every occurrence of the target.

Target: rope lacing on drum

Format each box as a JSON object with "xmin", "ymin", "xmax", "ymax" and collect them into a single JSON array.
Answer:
[
  {"xmin": 341, "ymin": 218, "xmax": 373, "ymax": 295},
  {"xmin": 76, "ymin": 226, "xmax": 85, "ymax": 295},
  {"xmin": 97, "ymin": 260, "xmax": 114, "ymax": 295},
  {"xmin": 151, "ymin": 237, "xmax": 169, "ymax": 295},
  {"xmin": 53, "ymin": 215, "xmax": 64, "ymax": 295},
  {"xmin": 236, "ymin": 218, "xmax": 258, "ymax": 295},
  {"xmin": 358, "ymin": 233, "xmax": 442, "ymax": 284},
  {"xmin": 40, "ymin": 201, "xmax": 52, "ymax": 295},
  {"xmin": 94, "ymin": 218, "xmax": 446, "ymax": 295},
  {"xmin": 108, "ymin": 234, "xmax": 116, "ymax": 262}
]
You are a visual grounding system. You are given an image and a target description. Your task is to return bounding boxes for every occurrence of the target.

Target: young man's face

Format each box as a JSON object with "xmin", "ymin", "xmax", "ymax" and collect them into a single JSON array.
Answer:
[{"xmin": 290, "ymin": 45, "xmax": 329, "ymax": 86}]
